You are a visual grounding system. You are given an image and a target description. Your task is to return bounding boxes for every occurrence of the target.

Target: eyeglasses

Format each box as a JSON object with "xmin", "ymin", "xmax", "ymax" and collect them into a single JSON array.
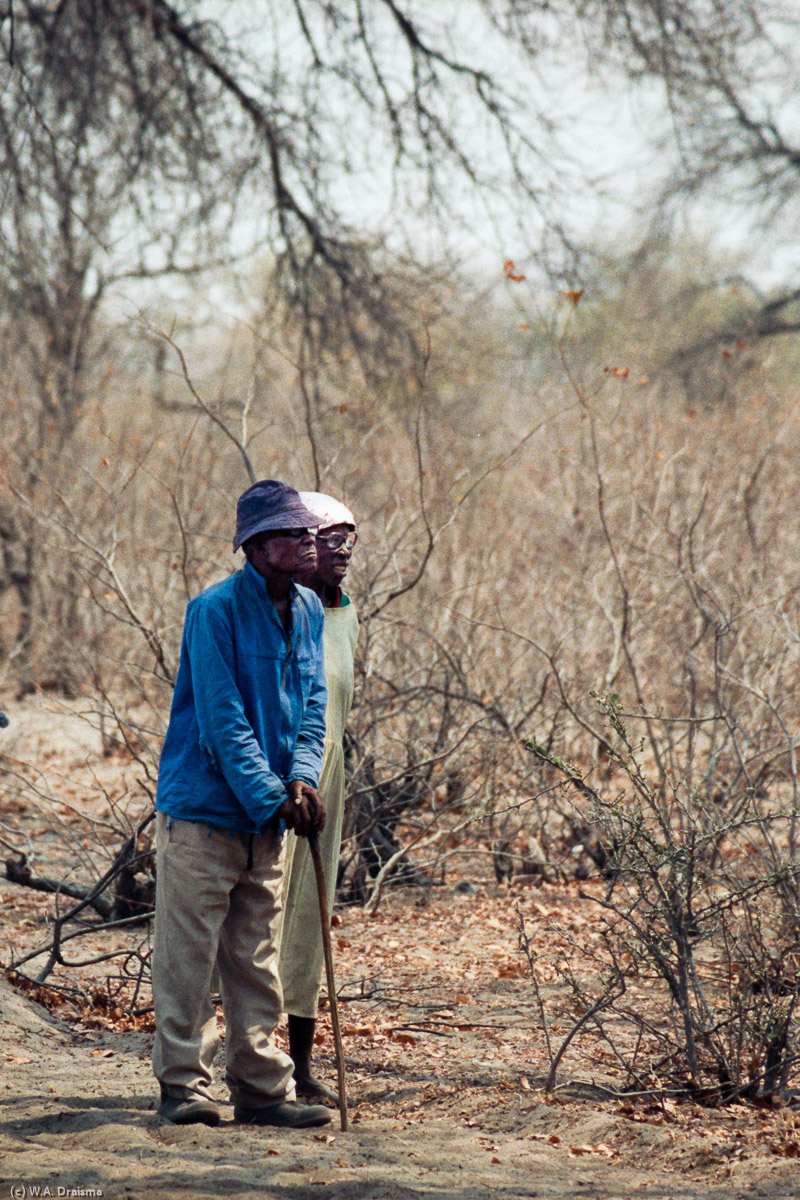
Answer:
[{"xmin": 316, "ymin": 531, "xmax": 358, "ymax": 551}]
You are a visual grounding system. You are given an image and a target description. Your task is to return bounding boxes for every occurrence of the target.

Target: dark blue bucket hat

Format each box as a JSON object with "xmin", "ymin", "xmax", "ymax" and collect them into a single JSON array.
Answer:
[{"xmin": 233, "ymin": 479, "xmax": 324, "ymax": 551}]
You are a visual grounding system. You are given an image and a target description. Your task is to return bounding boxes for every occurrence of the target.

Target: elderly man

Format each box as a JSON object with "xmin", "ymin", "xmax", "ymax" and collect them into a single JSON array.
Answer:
[
  {"xmin": 152, "ymin": 479, "xmax": 332, "ymax": 1130},
  {"xmin": 279, "ymin": 492, "xmax": 359, "ymax": 1103}
]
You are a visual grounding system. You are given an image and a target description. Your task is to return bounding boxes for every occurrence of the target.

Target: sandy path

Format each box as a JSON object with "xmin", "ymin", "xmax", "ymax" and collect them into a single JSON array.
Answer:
[
  {"xmin": 1, "ymin": 978, "xmax": 793, "ymax": 1200},
  {"xmin": 1, "ymin": 698, "xmax": 797, "ymax": 1199}
]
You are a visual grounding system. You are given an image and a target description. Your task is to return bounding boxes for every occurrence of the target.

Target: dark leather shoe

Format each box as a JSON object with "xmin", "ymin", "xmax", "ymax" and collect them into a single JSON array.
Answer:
[
  {"xmin": 295, "ymin": 1073, "xmax": 339, "ymax": 1106},
  {"xmin": 159, "ymin": 1095, "xmax": 220, "ymax": 1126},
  {"xmin": 234, "ymin": 1100, "xmax": 332, "ymax": 1128}
]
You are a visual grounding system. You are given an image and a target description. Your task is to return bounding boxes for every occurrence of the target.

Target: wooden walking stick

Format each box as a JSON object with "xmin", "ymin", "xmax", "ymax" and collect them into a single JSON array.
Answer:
[{"xmin": 308, "ymin": 828, "xmax": 349, "ymax": 1131}]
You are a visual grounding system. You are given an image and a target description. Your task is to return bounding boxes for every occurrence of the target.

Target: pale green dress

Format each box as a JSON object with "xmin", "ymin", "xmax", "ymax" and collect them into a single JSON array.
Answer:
[{"xmin": 278, "ymin": 597, "xmax": 359, "ymax": 1017}]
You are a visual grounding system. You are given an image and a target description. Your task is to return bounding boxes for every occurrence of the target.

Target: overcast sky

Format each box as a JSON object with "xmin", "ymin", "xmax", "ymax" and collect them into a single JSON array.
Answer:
[{"xmin": 120, "ymin": 3, "xmax": 799, "ymax": 318}]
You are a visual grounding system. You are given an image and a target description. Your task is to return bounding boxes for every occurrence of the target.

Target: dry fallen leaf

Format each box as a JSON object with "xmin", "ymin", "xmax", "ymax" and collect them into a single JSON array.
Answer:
[
  {"xmin": 503, "ymin": 259, "xmax": 526, "ymax": 283},
  {"xmin": 392, "ymin": 1031, "xmax": 418, "ymax": 1047},
  {"xmin": 563, "ymin": 288, "xmax": 584, "ymax": 305},
  {"xmin": 343, "ymin": 1023, "xmax": 377, "ymax": 1037},
  {"xmin": 771, "ymin": 1140, "xmax": 800, "ymax": 1158},
  {"xmin": 496, "ymin": 961, "xmax": 527, "ymax": 979}
]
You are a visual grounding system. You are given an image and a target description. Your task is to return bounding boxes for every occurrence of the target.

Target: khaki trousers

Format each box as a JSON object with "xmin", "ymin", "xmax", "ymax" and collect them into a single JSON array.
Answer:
[{"xmin": 152, "ymin": 813, "xmax": 295, "ymax": 1107}]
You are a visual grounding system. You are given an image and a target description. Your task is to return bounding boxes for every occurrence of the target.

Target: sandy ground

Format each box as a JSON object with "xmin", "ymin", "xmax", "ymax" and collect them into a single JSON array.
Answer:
[
  {"xmin": 2, "ymin": 963, "xmax": 799, "ymax": 1200},
  {"xmin": 2, "ymin": 697, "xmax": 800, "ymax": 1199}
]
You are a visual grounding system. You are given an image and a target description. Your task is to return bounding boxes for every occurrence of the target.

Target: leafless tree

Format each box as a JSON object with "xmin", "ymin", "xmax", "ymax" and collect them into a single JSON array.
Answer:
[
  {"xmin": 566, "ymin": 0, "xmax": 800, "ymax": 353},
  {"xmin": 0, "ymin": 0, "xmax": 584, "ymax": 679}
]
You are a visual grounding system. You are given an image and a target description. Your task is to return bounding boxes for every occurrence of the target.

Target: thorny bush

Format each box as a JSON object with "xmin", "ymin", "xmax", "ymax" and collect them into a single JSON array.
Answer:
[{"xmin": 525, "ymin": 693, "xmax": 800, "ymax": 1105}]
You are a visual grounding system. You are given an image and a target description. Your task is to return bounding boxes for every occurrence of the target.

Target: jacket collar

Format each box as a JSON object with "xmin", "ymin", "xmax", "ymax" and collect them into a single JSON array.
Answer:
[{"xmin": 243, "ymin": 559, "xmax": 300, "ymax": 613}]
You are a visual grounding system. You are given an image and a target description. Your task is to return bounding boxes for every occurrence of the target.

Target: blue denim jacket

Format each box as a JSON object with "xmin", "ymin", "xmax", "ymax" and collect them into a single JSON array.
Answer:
[{"xmin": 156, "ymin": 561, "xmax": 327, "ymax": 833}]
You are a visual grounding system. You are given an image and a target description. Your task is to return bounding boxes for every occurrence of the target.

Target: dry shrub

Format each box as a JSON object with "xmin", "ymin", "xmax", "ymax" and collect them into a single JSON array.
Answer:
[
  {"xmin": 526, "ymin": 690, "xmax": 800, "ymax": 1103},
  {"xmin": 2, "ymin": 292, "xmax": 799, "ymax": 1055}
]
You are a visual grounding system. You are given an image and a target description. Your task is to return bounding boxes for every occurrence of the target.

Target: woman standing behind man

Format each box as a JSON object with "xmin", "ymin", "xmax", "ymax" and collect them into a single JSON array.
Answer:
[{"xmin": 279, "ymin": 491, "xmax": 359, "ymax": 1103}]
